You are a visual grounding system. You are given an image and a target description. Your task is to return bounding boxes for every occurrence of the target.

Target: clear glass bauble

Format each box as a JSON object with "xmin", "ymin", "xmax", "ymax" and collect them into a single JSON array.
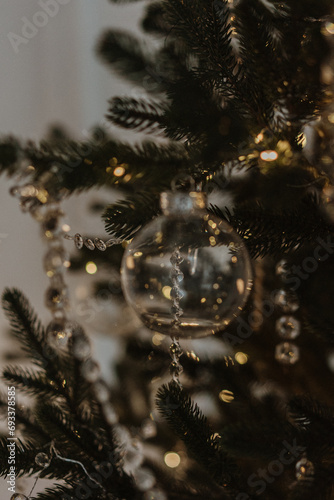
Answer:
[{"xmin": 121, "ymin": 191, "xmax": 252, "ymax": 338}]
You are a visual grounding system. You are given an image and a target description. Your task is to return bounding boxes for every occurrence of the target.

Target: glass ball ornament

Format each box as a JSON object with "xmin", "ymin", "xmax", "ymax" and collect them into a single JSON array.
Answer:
[{"xmin": 121, "ymin": 190, "xmax": 252, "ymax": 338}]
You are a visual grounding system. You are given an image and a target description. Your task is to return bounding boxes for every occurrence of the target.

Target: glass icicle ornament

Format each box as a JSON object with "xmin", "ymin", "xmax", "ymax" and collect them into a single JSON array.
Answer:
[{"xmin": 121, "ymin": 188, "xmax": 252, "ymax": 338}]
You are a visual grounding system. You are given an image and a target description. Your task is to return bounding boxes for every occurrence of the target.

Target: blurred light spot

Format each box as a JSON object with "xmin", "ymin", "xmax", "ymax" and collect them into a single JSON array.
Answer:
[
  {"xmin": 328, "ymin": 113, "xmax": 334, "ymax": 124},
  {"xmin": 235, "ymin": 352, "xmax": 248, "ymax": 365},
  {"xmin": 152, "ymin": 333, "xmax": 164, "ymax": 346},
  {"xmin": 86, "ymin": 262, "xmax": 97, "ymax": 274},
  {"xmin": 324, "ymin": 22, "xmax": 334, "ymax": 35},
  {"xmin": 209, "ymin": 236, "xmax": 217, "ymax": 246},
  {"xmin": 62, "ymin": 224, "xmax": 71, "ymax": 232},
  {"xmin": 255, "ymin": 132, "xmax": 264, "ymax": 143},
  {"xmin": 260, "ymin": 150, "xmax": 278, "ymax": 161},
  {"xmin": 114, "ymin": 166, "xmax": 125, "ymax": 177},
  {"xmin": 134, "ymin": 251, "xmax": 143, "ymax": 257},
  {"xmin": 217, "ymin": 298, "xmax": 222, "ymax": 304},
  {"xmin": 213, "ymin": 283, "xmax": 219, "ymax": 290},
  {"xmin": 126, "ymin": 256, "xmax": 135, "ymax": 270},
  {"xmin": 186, "ymin": 351, "xmax": 200, "ymax": 362},
  {"xmin": 219, "ymin": 390, "xmax": 234, "ymax": 403},
  {"xmin": 236, "ymin": 279, "xmax": 245, "ymax": 294},
  {"xmin": 231, "ymin": 256, "xmax": 238, "ymax": 263},
  {"xmin": 162, "ymin": 286, "xmax": 171, "ymax": 299},
  {"xmin": 164, "ymin": 452, "xmax": 181, "ymax": 468},
  {"xmin": 201, "ymin": 297, "xmax": 206, "ymax": 303},
  {"xmin": 208, "ymin": 220, "xmax": 217, "ymax": 229},
  {"xmin": 299, "ymin": 133, "xmax": 307, "ymax": 148},
  {"xmin": 109, "ymin": 157, "xmax": 118, "ymax": 166}
]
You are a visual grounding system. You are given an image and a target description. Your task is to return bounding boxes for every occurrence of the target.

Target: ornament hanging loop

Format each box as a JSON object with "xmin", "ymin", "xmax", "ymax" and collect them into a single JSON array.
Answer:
[{"xmin": 170, "ymin": 174, "xmax": 197, "ymax": 193}]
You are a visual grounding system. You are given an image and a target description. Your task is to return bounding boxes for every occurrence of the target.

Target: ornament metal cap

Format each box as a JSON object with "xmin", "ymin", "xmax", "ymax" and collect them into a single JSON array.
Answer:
[{"xmin": 160, "ymin": 191, "xmax": 207, "ymax": 215}]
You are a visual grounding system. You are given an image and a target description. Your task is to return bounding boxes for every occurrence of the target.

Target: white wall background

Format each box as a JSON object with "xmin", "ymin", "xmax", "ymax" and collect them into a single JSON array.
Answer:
[{"xmin": 0, "ymin": 1, "xmax": 144, "ymax": 497}]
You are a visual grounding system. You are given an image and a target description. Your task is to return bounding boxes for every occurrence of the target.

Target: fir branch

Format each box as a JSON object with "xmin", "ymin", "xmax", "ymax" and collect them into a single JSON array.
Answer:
[
  {"xmin": 156, "ymin": 381, "xmax": 239, "ymax": 488},
  {"xmin": 0, "ymin": 137, "xmax": 21, "ymax": 176},
  {"xmin": 209, "ymin": 196, "xmax": 334, "ymax": 258},
  {"xmin": 142, "ymin": 2, "xmax": 171, "ymax": 35},
  {"xmin": 2, "ymin": 288, "xmax": 48, "ymax": 368},
  {"xmin": 0, "ymin": 437, "xmax": 46, "ymax": 478},
  {"xmin": 0, "ymin": 394, "xmax": 49, "ymax": 442},
  {"xmin": 3, "ymin": 366, "xmax": 64, "ymax": 400},
  {"xmin": 97, "ymin": 30, "xmax": 166, "ymax": 92},
  {"xmin": 103, "ymin": 192, "xmax": 160, "ymax": 238},
  {"xmin": 108, "ymin": 97, "xmax": 168, "ymax": 134}
]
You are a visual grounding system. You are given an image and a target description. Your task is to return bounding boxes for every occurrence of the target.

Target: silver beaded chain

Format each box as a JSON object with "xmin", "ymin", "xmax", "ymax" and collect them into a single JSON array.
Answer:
[
  {"xmin": 169, "ymin": 248, "xmax": 185, "ymax": 386},
  {"xmin": 274, "ymin": 259, "xmax": 301, "ymax": 365}
]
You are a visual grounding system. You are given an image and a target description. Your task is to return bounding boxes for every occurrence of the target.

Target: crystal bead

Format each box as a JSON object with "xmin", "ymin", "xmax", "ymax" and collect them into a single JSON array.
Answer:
[
  {"xmin": 170, "ymin": 268, "xmax": 184, "ymax": 281},
  {"xmin": 296, "ymin": 457, "xmax": 315, "ymax": 480},
  {"xmin": 94, "ymin": 380, "xmax": 110, "ymax": 403},
  {"xmin": 84, "ymin": 238, "xmax": 95, "ymax": 250},
  {"xmin": 276, "ymin": 316, "xmax": 301, "ymax": 339},
  {"xmin": 144, "ymin": 489, "xmax": 167, "ymax": 500},
  {"xmin": 35, "ymin": 452, "xmax": 51, "ymax": 468},
  {"xmin": 171, "ymin": 305, "xmax": 183, "ymax": 317},
  {"xmin": 141, "ymin": 419, "xmax": 157, "ymax": 439},
  {"xmin": 170, "ymin": 288, "xmax": 183, "ymax": 301},
  {"xmin": 81, "ymin": 359, "xmax": 100, "ymax": 383},
  {"xmin": 274, "ymin": 289, "xmax": 299, "ymax": 312},
  {"xmin": 41, "ymin": 209, "xmax": 62, "ymax": 239},
  {"xmin": 124, "ymin": 439, "xmax": 144, "ymax": 472},
  {"xmin": 170, "ymin": 361, "xmax": 184, "ymax": 377},
  {"xmin": 102, "ymin": 402, "xmax": 118, "ymax": 425},
  {"xmin": 170, "ymin": 250, "xmax": 184, "ymax": 266},
  {"xmin": 275, "ymin": 259, "xmax": 290, "ymax": 277},
  {"xmin": 46, "ymin": 318, "xmax": 73, "ymax": 349},
  {"xmin": 94, "ymin": 238, "xmax": 107, "ymax": 251},
  {"xmin": 71, "ymin": 333, "xmax": 91, "ymax": 360},
  {"xmin": 45, "ymin": 285, "xmax": 69, "ymax": 311},
  {"xmin": 134, "ymin": 467, "xmax": 156, "ymax": 491},
  {"xmin": 74, "ymin": 233, "xmax": 84, "ymax": 249},
  {"xmin": 275, "ymin": 342, "xmax": 300, "ymax": 365},
  {"xmin": 44, "ymin": 247, "xmax": 70, "ymax": 276},
  {"xmin": 114, "ymin": 424, "xmax": 131, "ymax": 446},
  {"xmin": 170, "ymin": 342, "xmax": 182, "ymax": 357},
  {"xmin": 10, "ymin": 494, "xmax": 28, "ymax": 500},
  {"xmin": 106, "ymin": 239, "xmax": 116, "ymax": 247}
]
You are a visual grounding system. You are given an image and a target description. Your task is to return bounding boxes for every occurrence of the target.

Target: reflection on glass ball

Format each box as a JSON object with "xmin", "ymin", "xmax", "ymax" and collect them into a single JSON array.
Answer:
[{"xmin": 121, "ymin": 194, "xmax": 252, "ymax": 338}]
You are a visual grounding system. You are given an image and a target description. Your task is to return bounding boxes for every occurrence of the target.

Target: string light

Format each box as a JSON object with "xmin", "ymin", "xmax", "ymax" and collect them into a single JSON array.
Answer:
[
  {"xmin": 260, "ymin": 150, "xmax": 278, "ymax": 161},
  {"xmin": 164, "ymin": 452, "xmax": 181, "ymax": 468},
  {"xmin": 85, "ymin": 261, "xmax": 98, "ymax": 274}
]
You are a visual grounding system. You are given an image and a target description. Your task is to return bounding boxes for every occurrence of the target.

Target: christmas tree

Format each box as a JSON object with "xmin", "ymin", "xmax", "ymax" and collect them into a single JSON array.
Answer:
[{"xmin": 1, "ymin": 0, "xmax": 334, "ymax": 499}]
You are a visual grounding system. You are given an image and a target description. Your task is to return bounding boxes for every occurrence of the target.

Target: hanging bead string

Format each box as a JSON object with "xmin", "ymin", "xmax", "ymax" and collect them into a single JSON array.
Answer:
[
  {"xmin": 274, "ymin": 260, "xmax": 301, "ymax": 365},
  {"xmin": 9, "ymin": 178, "xmax": 167, "ymax": 499},
  {"xmin": 169, "ymin": 248, "xmax": 185, "ymax": 386},
  {"xmin": 64, "ymin": 232, "xmax": 125, "ymax": 251}
]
